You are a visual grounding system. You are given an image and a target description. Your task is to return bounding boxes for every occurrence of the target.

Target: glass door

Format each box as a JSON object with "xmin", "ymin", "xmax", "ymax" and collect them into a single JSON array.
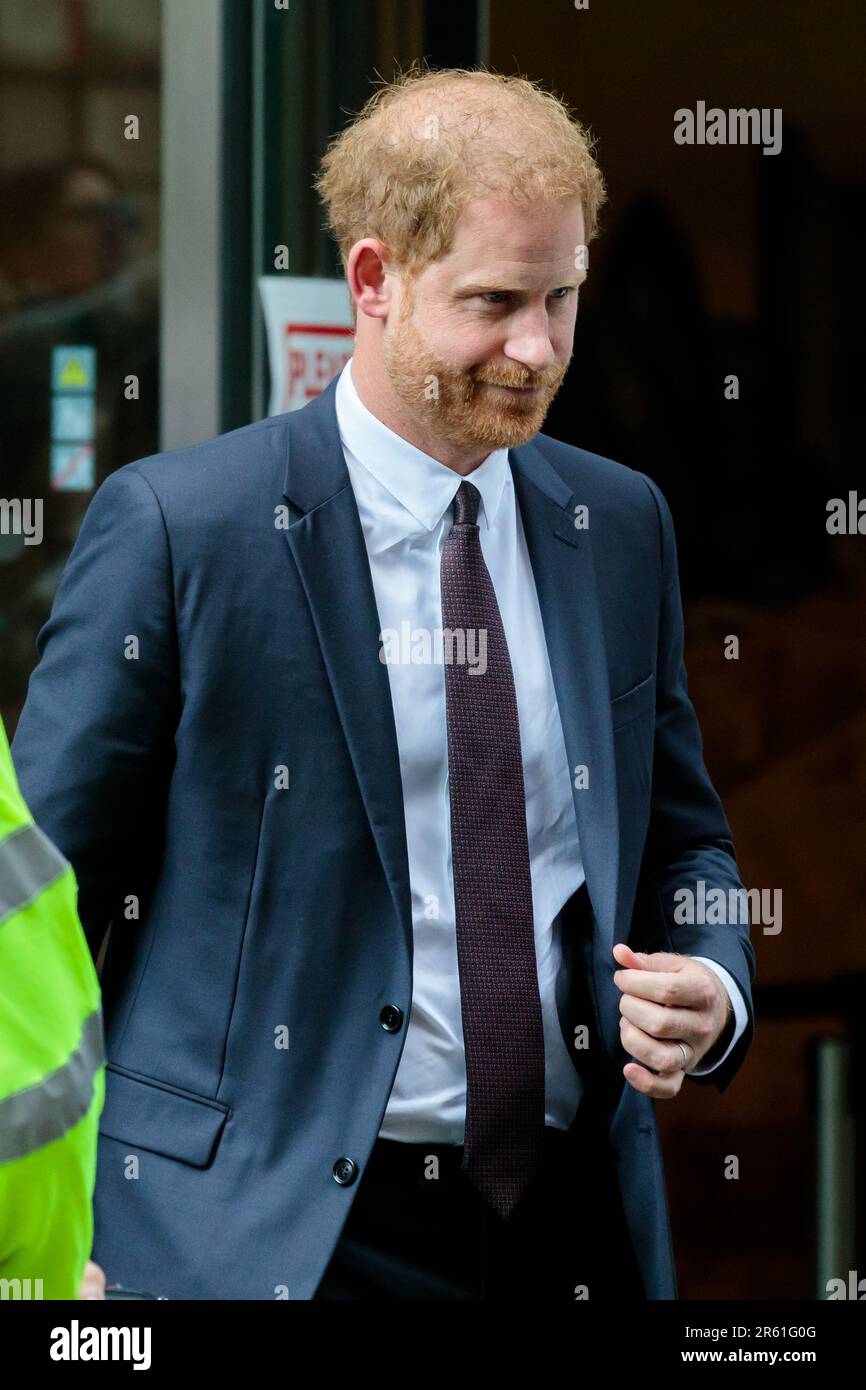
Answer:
[{"xmin": 0, "ymin": 0, "xmax": 162, "ymax": 732}]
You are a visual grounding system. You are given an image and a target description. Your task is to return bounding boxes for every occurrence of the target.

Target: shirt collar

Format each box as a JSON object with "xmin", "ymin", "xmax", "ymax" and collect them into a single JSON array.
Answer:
[{"xmin": 334, "ymin": 356, "xmax": 511, "ymax": 552}]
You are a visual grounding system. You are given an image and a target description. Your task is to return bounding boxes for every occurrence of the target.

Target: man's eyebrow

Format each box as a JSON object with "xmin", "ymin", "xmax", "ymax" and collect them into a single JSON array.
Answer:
[{"xmin": 454, "ymin": 270, "xmax": 588, "ymax": 294}]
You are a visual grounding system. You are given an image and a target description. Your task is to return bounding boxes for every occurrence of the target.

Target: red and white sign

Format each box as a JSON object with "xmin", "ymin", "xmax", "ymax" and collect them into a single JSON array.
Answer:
[{"xmin": 258, "ymin": 276, "xmax": 354, "ymax": 415}]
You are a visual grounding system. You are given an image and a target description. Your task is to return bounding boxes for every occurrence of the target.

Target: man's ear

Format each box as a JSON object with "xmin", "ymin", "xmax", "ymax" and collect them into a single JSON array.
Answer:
[{"xmin": 347, "ymin": 238, "xmax": 392, "ymax": 321}]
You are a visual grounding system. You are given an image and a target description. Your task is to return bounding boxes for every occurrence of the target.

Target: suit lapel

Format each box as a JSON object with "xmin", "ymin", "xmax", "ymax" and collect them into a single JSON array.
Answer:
[
  {"xmin": 509, "ymin": 441, "xmax": 619, "ymax": 950},
  {"xmin": 281, "ymin": 376, "xmax": 413, "ymax": 960}
]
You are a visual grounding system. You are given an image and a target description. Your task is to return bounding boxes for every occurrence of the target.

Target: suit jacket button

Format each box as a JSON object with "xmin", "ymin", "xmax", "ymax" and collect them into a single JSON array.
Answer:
[
  {"xmin": 332, "ymin": 1157, "xmax": 357, "ymax": 1186},
  {"xmin": 379, "ymin": 1004, "xmax": 404, "ymax": 1032}
]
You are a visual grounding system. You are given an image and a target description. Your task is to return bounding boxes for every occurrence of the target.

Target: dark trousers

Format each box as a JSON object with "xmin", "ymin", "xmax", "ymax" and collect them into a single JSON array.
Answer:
[{"xmin": 313, "ymin": 1101, "xmax": 646, "ymax": 1301}]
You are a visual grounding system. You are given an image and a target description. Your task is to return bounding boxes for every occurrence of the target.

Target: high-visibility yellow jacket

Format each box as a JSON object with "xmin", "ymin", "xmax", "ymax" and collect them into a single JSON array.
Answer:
[{"xmin": 0, "ymin": 714, "xmax": 104, "ymax": 1300}]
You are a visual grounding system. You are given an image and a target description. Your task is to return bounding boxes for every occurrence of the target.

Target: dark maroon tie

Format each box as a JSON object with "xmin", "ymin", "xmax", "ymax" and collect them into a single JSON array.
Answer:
[{"xmin": 440, "ymin": 478, "xmax": 546, "ymax": 1219}]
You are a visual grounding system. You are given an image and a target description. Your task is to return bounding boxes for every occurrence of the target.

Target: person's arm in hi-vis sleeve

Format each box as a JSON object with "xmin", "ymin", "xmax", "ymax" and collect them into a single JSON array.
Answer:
[{"xmin": 0, "ymin": 715, "xmax": 105, "ymax": 1300}]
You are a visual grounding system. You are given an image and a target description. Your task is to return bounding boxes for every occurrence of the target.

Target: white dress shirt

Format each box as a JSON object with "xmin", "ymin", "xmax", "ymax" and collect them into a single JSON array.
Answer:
[{"xmin": 333, "ymin": 357, "xmax": 746, "ymax": 1143}]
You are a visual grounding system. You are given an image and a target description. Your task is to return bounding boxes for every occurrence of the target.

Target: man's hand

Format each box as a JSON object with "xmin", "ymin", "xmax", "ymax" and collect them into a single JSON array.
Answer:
[
  {"xmin": 612, "ymin": 943, "xmax": 732, "ymax": 1098},
  {"xmin": 78, "ymin": 1259, "xmax": 106, "ymax": 1300}
]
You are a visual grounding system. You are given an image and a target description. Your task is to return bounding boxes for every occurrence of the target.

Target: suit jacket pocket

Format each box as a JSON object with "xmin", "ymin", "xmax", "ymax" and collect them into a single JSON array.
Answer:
[
  {"xmin": 610, "ymin": 671, "xmax": 656, "ymax": 731},
  {"xmin": 98, "ymin": 1063, "xmax": 230, "ymax": 1168}
]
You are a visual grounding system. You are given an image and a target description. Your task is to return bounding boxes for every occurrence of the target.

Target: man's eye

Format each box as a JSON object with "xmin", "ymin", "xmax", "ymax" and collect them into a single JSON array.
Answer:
[{"xmin": 481, "ymin": 288, "xmax": 574, "ymax": 306}]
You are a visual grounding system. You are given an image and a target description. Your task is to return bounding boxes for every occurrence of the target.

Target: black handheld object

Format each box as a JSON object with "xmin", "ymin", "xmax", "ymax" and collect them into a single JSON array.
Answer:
[{"xmin": 104, "ymin": 1283, "xmax": 167, "ymax": 1300}]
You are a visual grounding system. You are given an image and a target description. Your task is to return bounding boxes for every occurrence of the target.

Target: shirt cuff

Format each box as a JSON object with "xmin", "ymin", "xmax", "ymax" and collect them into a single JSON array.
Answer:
[{"xmin": 687, "ymin": 958, "xmax": 747, "ymax": 1074}]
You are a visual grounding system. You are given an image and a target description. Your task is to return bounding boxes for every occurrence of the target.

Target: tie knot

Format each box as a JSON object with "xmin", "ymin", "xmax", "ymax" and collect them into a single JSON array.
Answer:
[{"xmin": 452, "ymin": 479, "xmax": 481, "ymax": 527}]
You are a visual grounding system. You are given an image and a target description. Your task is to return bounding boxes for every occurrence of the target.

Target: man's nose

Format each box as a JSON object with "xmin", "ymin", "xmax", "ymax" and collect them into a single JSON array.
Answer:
[{"xmin": 502, "ymin": 317, "xmax": 557, "ymax": 373}]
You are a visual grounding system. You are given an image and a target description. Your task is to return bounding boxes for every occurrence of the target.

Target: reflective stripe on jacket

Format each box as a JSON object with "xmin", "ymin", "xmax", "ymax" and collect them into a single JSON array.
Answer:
[{"xmin": 0, "ymin": 716, "xmax": 105, "ymax": 1300}]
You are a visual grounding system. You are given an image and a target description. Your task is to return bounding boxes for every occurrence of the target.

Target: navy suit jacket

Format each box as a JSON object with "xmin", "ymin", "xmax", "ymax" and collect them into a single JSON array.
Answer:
[{"xmin": 12, "ymin": 372, "xmax": 755, "ymax": 1299}]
